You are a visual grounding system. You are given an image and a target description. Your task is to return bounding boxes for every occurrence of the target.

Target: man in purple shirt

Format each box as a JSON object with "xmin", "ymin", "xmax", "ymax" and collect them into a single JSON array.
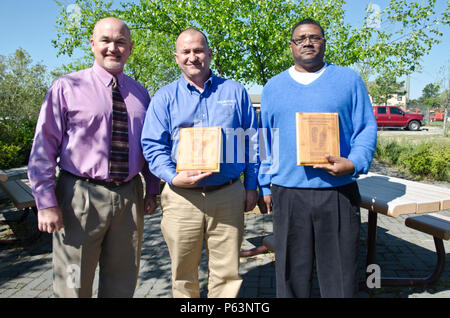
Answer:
[{"xmin": 27, "ymin": 17, "xmax": 160, "ymax": 298}]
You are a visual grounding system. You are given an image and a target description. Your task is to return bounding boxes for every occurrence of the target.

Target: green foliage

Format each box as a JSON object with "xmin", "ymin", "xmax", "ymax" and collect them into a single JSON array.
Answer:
[
  {"xmin": 369, "ymin": 75, "xmax": 405, "ymax": 106},
  {"xmin": 0, "ymin": 48, "xmax": 46, "ymax": 168},
  {"xmin": 375, "ymin": 139, "xmax": 410, "ymax": 165},
  {"xmin": 376, "ymin": 139, "xmax": 450, "ymax": 181},
  {"xmin": 52, "ymin": 0, "xmax": 447, "ymax": 91},
  {"xmin": 0, "ymin": 143, "xmax": 22, "ymax": 169},
  {"xmin": 422, "ymin": 83, "xmax": 442, "ymax": 110},
  {"xmin": 0, "ymin": 48, "xmax": 49, "ymax": 124},
  {"xmin": 0, "ymin": 119, "xmax": 37, "ymax": 169}
]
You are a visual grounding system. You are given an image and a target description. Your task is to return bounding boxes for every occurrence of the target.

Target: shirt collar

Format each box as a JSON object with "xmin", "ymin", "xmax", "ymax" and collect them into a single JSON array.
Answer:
[
  {"xmin": 179, "ymin": 70, "xmax": 214, "ymax": 93},
  {"xmin": 92, "ymin": 61, "xmax": 125, "ymax": 88}
]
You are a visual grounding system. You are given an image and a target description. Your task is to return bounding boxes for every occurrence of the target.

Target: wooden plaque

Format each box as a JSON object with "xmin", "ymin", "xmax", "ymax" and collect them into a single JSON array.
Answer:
[
  {"xmin": 176, "ymin": 126, "xmax": 222, "ymax": 172},
  {"xmin": 296, "ymin": 113, "xmax": 340, "ymax": 166}
]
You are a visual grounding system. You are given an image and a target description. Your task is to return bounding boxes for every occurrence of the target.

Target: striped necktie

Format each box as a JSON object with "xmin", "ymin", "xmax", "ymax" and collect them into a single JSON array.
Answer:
[{"xmin": 109, "ymin": 75, "xmax": 129, "ymax": 181}]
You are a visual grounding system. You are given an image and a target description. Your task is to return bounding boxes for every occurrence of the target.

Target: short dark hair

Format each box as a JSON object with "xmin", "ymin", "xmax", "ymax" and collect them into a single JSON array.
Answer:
[
  {"xmin": 291, "ymin": 19, "xmax": 325, "ymax": 39},
  {"xmin": 176, "ymin": 27, "xmax": 209, "ymax": 48}
]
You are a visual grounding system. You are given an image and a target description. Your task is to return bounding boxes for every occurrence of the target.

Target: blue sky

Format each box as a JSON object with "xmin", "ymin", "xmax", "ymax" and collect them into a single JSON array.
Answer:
[{"xmin": 1, "ymin": 0, "xmax": 449, "ymax": 100}]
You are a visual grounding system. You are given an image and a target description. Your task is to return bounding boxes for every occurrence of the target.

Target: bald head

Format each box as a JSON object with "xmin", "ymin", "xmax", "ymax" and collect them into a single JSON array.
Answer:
[
  {"xmin": 176, "ymin": 28, "xmax": 209, "ymax": 51},
  {"xmin": 92, "ymin": 17, "xmax": 131, "ymax": 41},
  {"xmin": 90, "ymin": 17, "xmax": 133, "ymax": 75}
]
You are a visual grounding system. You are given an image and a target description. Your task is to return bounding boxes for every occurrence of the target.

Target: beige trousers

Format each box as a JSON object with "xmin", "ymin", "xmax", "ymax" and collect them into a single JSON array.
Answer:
[
  {"xmin": 160, "ymin": 180, "xmax": 246, "ymax": 298},
  {"xmin": 52, "ymin": 172, "xmax": 144, "ymax": 298}
]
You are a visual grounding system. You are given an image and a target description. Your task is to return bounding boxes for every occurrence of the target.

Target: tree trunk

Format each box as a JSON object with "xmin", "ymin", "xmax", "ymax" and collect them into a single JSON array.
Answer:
[{"xmin": 443, "ymin": 107, "xmax": 448, "ymax": 137}]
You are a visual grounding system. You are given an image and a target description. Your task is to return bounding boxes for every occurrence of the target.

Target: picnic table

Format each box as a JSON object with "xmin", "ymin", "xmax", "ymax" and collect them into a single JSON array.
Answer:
[
  {"xmin": 0, "ymin": 168, "xmax": 38, "ymax": 244},
  {"xmin": 357, "ymin": 172, "xmax": 450, "ymax": 287},
  {"xmin": 261, "ymin": 172, "xmax": 450, "ymax": 288}
]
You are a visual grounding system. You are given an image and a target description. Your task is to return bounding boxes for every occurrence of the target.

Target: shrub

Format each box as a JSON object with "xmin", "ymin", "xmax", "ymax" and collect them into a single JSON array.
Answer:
[
  {"xmin": 397, "ymin": 142, "xmax": 449, "ymax": 181},
  {"xmin": 0, "ymin": 142, "xmax": 23, "ymax": 169},
  {"xmin": 0, "ymin": 119, "xmax": 36, "ymax": 169},
  {"xmin": 376, "ymin": 138, "xmax": 450, "ymax": 181},
  {"xmin": 375, "ymin": 139, "xmax": 409, "ymax": 165}
]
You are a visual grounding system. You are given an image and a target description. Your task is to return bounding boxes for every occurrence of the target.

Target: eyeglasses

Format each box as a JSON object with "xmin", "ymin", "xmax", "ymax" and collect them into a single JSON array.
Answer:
[{"xmin": 290, "ymin": 34, "xmax": 325, "ymax": 46}]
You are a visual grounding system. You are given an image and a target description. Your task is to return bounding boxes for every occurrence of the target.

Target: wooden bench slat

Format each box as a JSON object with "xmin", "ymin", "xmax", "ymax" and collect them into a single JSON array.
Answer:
[
  {"xmin": 0, "ymin": 180, "xmax": 35, "ymax": 210},
  {"xmin": 0, "ymin": 169, "xmax": 7, "ymax": 182}
]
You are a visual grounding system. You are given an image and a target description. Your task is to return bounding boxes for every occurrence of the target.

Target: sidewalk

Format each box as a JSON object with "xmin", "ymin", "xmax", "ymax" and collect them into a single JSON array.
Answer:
[{"xmin": 0, "ymin": 167, "xmax": 449, "ymax": 298}]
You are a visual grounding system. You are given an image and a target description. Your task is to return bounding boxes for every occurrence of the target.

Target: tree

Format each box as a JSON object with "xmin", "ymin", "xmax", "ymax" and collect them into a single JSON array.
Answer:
[
  {"xmin": 421, "ymin": 82, "xmax": 441, "ymax": 124},
  {"xmin": 0, "ymin": 48, "xmax": 49, "ymax": 126},
  {"xmin": 437, "ymin": 60, "xmax": 450, "ymax": 136},
  {"xmin": 0, "ymin": 48, "xmax": 50, "ymax": 168},
  {"xmin": 52, "ymin": 0, "xmax": 447, "ymax": 94},
  {"xmin": 406, "ymin": 98, "xmax": 427, "ymax": 114},
  {"xmin": 368, "ymin": 75, "xmax": 405, "ymax": 106}
]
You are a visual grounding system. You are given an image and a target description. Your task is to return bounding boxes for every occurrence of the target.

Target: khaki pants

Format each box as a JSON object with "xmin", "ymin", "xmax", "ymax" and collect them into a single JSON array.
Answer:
[
  {"xmin": 52, "ymin": 172, "xmax": 144, "ymax": 298},
  {"xmin": 160, "ymin": 180, "xmax": 246, "ymax": 298}
]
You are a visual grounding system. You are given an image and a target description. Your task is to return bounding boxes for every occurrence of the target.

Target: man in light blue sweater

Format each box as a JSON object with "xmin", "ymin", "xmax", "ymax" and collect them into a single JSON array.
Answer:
[{"xmin": 258, "ymin": 19, "xmax": 377, "ymax": 297}]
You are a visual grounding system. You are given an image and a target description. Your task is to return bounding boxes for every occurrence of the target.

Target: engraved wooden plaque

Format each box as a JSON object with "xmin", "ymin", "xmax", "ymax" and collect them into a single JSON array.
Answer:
[
  {"xmin": 296, "ymin": 113, "xmax": 340, "ymax": 166},
  {"xmin": 176, "ymin": 126, "xmax": 222, "ymax": 172}
]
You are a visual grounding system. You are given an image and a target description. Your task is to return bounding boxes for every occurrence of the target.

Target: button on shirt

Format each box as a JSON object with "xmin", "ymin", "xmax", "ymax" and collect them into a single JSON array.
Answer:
[
  {"xmin": 28, "ymin": 62, "xmax": 160, "ymax": 210},
  {"xmin": 141, "ymin": 73, "xmax": 259, "ymax": 189}
]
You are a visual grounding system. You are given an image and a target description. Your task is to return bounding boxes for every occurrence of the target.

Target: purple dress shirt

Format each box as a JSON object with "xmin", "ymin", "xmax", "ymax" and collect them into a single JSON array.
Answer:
[{"xmin": 28, "ymin": 62, "xmax": 160, "ymax": 211}]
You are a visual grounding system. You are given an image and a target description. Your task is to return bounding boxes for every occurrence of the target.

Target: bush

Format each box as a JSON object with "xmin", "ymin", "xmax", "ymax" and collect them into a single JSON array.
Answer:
[
  {"xmin": 0, "ymin": 142, "xmax": 23, "ymax": 169},
  {"xmin": 375, "ymin": 139, "xmax": 410, "ymax": 165},
  {"xmin": 377, "ymin": 140, "xmax": 450, "ymax": 181},
  {"xmin": 0, "ymin": 119, "xmax": 36, "ymax": 169}
]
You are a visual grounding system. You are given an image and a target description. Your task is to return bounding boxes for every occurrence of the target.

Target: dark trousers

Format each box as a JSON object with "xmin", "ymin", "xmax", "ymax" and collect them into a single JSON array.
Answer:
[{"xmin": 272, "ymin": 182, "xmax": 361, "ymax": 298}]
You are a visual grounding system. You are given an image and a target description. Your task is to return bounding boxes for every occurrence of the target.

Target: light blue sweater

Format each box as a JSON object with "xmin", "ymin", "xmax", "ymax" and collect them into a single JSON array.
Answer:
[{"xmin": 258, "ymin": 64, "xmax": 377, "ymax": 196}]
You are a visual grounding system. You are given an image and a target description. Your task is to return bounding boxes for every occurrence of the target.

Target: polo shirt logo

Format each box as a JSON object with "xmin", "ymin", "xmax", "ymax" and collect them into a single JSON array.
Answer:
[{"xmin": 217, "ymin": 100, "xmax": 236, "ymax": 106}]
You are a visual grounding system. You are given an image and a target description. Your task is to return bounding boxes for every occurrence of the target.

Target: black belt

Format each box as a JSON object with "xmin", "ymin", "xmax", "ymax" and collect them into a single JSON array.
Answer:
[
  {"xmin": 60, "ymin": 170, "xmax": 131, "ymax": 188},
  {"xmin": 189, "ymin": 178, "xmax": 239, "ymax": 192}
]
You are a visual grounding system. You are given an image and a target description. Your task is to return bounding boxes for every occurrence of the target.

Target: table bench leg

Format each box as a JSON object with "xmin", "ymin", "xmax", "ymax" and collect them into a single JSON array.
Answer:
[
  {"xmin": 379, "ymin": 237, "xmax": 446, "ymax": 287},
  {"xmin": 362, "ymin": 211, "xmax": 447, "ymax": 289},
  {"xmin": 360, "ymin": 210, "xmax": 379, "ymax": 290},
  {"xmin": 0, "ymin": 207, "xmax": 41, "ymax": 245},
  {"xmin": 366, "ymin": 210, "xmax": 378, "ymax": 268}
]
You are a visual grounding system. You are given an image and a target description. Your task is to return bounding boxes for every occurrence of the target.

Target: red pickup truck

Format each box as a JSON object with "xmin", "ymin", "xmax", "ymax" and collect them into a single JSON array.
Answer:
[{"xmin": 373, "ymin": 106, "xmax": 424, "ymax": 131}]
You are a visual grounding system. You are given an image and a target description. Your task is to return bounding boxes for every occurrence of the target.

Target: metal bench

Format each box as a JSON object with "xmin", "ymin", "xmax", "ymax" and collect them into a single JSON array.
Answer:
[
  {"xmin": 262, "ymin": 234, "xmax": 274, "ymax": 252},
  {"xmin": 392, "ymin": 213, "xmax": 450, "ymax": 286}
]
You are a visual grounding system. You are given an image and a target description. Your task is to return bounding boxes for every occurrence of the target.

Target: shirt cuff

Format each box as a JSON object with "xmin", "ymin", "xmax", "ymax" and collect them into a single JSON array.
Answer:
[
  {"xmin": 35, "ymin": 191, "xmax": 59, "ymax": 211},
  {"xmin": 259, "ymin": 184, "xmax": 272, "ymax": 196}
]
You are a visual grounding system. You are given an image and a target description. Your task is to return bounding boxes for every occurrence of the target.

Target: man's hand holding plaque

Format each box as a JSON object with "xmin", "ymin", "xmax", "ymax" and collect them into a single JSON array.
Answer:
[{"xmin": 312, "ymin": 154, "xmax": 355, "ymax": 176}]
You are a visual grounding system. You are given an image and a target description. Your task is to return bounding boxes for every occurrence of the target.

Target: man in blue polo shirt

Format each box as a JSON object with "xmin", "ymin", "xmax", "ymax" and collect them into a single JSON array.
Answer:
[{"xmin": 141, "ymin": 28, "xmax": 259, "ymax": 298}]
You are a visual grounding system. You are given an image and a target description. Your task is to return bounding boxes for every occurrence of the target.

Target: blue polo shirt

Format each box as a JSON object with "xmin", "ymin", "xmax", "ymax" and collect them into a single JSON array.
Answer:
[{"xmin": 141, "ymin": 72, "xmax": 259, "ymax": 189}]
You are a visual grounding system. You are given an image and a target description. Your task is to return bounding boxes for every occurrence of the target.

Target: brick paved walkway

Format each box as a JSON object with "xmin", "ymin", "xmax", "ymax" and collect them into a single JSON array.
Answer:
[{"xmin": 0, "ymin": 166, "xmax": 449, "ymax": 298}]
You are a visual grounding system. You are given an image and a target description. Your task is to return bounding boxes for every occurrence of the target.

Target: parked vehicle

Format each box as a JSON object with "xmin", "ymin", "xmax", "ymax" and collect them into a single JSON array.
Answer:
[
  {"xmin": 373, "ymin": 106, "xmax": 424, "ymax": 131},
  {"xmin": 430, "ymin": 110, "xmax": 444, "ymax": 122}
]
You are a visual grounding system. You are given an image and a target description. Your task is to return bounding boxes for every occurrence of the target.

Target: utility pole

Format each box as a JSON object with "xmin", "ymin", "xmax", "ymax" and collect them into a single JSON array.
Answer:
[
  {"xmin": 406, "ymin": 74, "xmax": 410, "ymax": 104},
  {"xmin": 444, "ymin": 67, "xmax": 449, "ymax": 136}
]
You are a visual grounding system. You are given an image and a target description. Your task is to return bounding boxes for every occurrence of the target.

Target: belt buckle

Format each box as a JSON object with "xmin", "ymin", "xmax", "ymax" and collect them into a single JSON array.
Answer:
[{"xmin": 112, "ymin": 181, "xmax": 122, "ymax": 187}]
